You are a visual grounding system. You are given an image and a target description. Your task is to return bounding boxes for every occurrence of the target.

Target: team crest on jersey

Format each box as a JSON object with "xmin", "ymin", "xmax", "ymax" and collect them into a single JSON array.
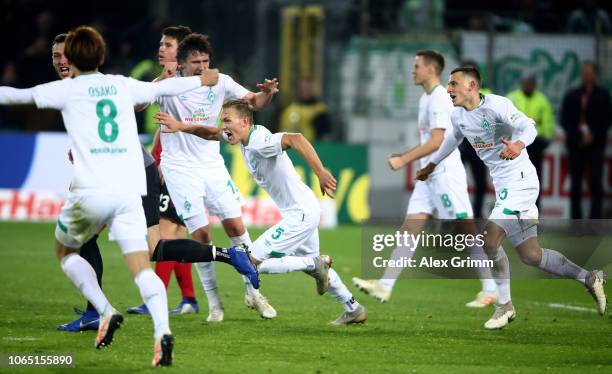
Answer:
[
  {"xmin": 207, "ymin": 89, "xmax": 215, "ymax": 103},
  {"xmin": 184, "ymin": 200, "xmax": 192, "ymax": 213},
  {"xmin": 472, "ymin": 136, "xmax": 494, "ymax": 149},
  {"xmin": 481, "ymin": 115, "xmax": 492, "ymax": 133}
]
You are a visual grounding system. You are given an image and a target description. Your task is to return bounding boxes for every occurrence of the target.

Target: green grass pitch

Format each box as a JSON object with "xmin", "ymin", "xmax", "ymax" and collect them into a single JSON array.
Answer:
[{"xmin": 0, "ymin": 222, "xmax": 610, "ymax": 373}]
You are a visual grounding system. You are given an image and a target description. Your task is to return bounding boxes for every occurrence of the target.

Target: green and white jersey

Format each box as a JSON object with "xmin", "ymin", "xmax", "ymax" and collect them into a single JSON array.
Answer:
[
  {"xmin": 449, "ymin": 94, "xmax": 537, "ymax": 187},
  {"xmin": 32, "ymin": 73, "xmax": 200, "ymax": 195},
  {"xmin": 417, "ymin": 85, "xmax": 464, "ymax": 176},
  {"xmin": 241, "ymin": 125, "xmax": 319, "ymax": 213},
  {"xmin": 158, "ymin": 73, "xmax": 249, "ymax": 169}
]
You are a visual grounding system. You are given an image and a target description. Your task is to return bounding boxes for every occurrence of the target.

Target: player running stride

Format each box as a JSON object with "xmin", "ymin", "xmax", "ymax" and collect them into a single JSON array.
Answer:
[
  {"xmin": 0, "ymin": 25, "xmax": 223, "ymax": 365},
  {"xmin": 352, "ymin": 51, "xmax": 497, "ymax": 307},
  {"xmin": 156, "ymin": 99, "xmax": 367, "ymax": 324},
  {"xmin": 416, "ymin": 66, "xmax": 607, "ymax": 329}
]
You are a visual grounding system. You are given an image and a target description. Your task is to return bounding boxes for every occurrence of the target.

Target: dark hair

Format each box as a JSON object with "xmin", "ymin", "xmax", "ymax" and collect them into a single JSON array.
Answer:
[
  {"xmin": 416, "ymin": 50, "xmax": 445, "ymax": 75},
  {"xmin": 222, "ymin": 99, "xmax": 254, "ymax": 123},
  {"xmin": 64, "ymin": 26, "xmax": 105, "ymax": 71},
  {"xmin": 582, "ymin": 60, "xmax": 599, "ymax": 74},
  {"xmin": 53, "ymin": 33, "xmax": 68, "ymax": 45},
  {"xmin": 177, "ymin": 33, "xmax": 214, "ymax": 62},
  {"xmin": 162, "ymin": 25, "xmax": 192, "ymax": 44},
  {"xmin": 450, "ymin": 66, "xmax": 481, "ymax": 85}
]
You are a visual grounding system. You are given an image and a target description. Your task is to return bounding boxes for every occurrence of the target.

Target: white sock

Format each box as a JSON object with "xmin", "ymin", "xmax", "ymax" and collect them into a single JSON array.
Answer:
[
  {"xmin": 230, "ymin": 231, "xmax": 260, "ymax": 296},
  {"xmin": 539, "ymin": 248, "xmax": 588, "ymax": 285},
  {"xmin": 379, "ymin": 238, "xmax": 416, "ymax": 291},
  {"xmin": 258, "ymin": 256, "xmax": 315, "ymax": 273},
  {"xmin": 61, "ymin": 253, "xmax": 112, "ymax": 315},
  {"xmin": 489, "ymin": 246, "xmax": 512, "ymax": 304},
  {"xmin": 195, "ymin": 262, "xmax": 222, "ymax": 309},
  {"xmin": 480, "ymin": 278, "xmax": 498, "ymax": 293},
  {"xmin": 328, "ymin": 268, "xmax": 357, "ymax": 312},
  {"xmin": 469, "ymin": 243, "xmax": 497, "ymax": 293},
  {"xmin": 134, "ymin": 269, "xmax": 170, "ymax": 338},
  {"xmin": 343, "ymin": 297, "xmax": 360, "ymax": 313}
]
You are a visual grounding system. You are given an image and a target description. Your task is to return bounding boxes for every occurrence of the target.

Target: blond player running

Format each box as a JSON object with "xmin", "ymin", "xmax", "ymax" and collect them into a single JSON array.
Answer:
[{"xmin": 156, "ymin": 99, "xmax": 367, "ymax": 324}]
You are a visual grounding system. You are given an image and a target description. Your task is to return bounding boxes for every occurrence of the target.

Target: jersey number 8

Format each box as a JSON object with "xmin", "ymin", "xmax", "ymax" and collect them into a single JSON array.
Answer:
[{"xmin": 96, "ymin": 99, "xmax": 119, "ymax": 143}]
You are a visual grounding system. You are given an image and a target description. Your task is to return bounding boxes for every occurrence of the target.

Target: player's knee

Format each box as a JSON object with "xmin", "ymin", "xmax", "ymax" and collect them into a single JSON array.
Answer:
[
  {"xmin": 192, "ymin": 226, "xmax": 212, "ymax": 243},
  {"xmin": 222, "ymin": 219, "xmax": 245, "ymax": 237},
  {"xmin": 482, "ymin": 238, "xmax": 499, "ymax": 256},
  {"xmin": 518, "ymin": 249, "xmax": 541, "ymax": 266},
  {"xmin": 55, "ymin": 240, "xmax": 79, "ymax": 261}
]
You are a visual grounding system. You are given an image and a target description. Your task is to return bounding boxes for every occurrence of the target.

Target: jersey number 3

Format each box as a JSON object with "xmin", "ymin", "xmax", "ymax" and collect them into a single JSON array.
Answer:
[{"xmin": 96, "ymin": 99, "xmax": 119, "ymax": 143}]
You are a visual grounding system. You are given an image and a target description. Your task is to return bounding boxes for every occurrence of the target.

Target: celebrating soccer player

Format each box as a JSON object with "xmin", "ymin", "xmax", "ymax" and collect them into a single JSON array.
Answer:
[{"xmin": 416, "ymin": 66, "xmax": 607, "ymax": 329}]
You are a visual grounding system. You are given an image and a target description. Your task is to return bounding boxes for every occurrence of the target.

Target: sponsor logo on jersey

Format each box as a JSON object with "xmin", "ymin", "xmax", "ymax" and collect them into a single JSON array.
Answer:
[
  {"xmin": 184, "ymin": 107, "xmax": 212, "ymax": 123},
  {"xmin": 472, "ymin": 136, "xmax": 494, "ymax": 149}
]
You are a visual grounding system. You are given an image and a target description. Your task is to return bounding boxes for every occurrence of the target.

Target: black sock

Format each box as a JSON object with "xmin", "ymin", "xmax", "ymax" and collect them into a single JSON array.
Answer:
[
  {"xmin": 152, "ymin": 239, "xmax": 214, "ymax": 263},
  {"xmin": 80, "ymin": 235, "xmax": 103, "ymax": 313}
]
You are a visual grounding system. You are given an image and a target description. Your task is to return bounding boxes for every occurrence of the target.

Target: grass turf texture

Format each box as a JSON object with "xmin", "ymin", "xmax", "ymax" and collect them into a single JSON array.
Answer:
[{"xmin": 0, "ymin": 222, "xmax": 610, "ymax": 373}]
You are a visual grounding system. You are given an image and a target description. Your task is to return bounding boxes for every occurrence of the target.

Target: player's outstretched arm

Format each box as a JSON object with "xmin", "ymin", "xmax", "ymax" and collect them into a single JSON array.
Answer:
[
  {"xmin": 428, "ymin": 122, "xmax": 464, "ymax": 166},
  {"xmin": 281, "ymin": 133, "xmax": 337, "ymax": 197},
  {"xmin": 0, "ymin": 87, "xmax": 35, "ymax": 105},
  {"xmin": 155, "ymin": 111, "xmax": 223, "ymax": 141},
  {"xmin": 387, "ymin": 129, "xmax": 446, "ymax": 171},
  {"xmin": 245, "ymin": 78, "xmax": 279, "ymax": 110}
]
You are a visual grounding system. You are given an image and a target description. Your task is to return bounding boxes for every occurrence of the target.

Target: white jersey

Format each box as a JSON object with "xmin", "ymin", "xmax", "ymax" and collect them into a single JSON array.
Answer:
[
  {"xmin": 32, "ymin": 73, "xmax": 179, "ymax": 195},
  {"xmin": 417, "ymin": 85, "xmax": 464, "ymax": 176},
  {"xmin": 158, "ymin": 73, "xmax": 249, "ymax": 169},
  {"xmin": 450, "ymin": 94, "xmax": 537, "ymax": 187},
  {"xmin": 241, "ymin": 125, "xmax": 319, "ymax": 213}
]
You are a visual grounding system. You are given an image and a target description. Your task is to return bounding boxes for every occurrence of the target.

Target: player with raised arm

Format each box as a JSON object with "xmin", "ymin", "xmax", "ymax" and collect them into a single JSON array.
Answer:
[
  {"xmin": 155, "ymin": 33, "xmax": 278, "ymax": 322},
  {"xmin": 128, "ymin": 25, "xmax": 202, "ymax": 317},
  {"xmin": 0, "ymin": 25, "xmax": 226, "ymax": 365},
  {"xmin": 416, "ymin": 66, "xmax": 607, "ymax": 329},
  {"xmin": 155, "ymin": 99, "xmax": 367, "ymax": 324},
  {"xmin": 352, "ymin": 51, "xmax": 497, "ymax": 307}
]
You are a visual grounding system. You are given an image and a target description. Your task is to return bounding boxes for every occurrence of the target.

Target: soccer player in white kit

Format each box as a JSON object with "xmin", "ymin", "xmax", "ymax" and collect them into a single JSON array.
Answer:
[
  {"xmin": 0, "ymin": 26, "xmax": 220, "ymax": 365},
  {"xmin": 155, "ymin": 33, "xmax": 277, "ymax": 322},
  {"xmin": 352, "ymin": 51, "xmax": 497, "ymax": 307},
  {"xmin": 417, "ymin": 66, "xmax": 607, "ymax": 329},
  {"xmin": 156, "ymin": 99, "xmax": 368, "ymax": 324}
]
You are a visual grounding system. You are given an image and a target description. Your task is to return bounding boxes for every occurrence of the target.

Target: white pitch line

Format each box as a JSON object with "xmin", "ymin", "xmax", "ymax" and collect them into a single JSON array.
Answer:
[
  {"xmin": 547, "ymin": 303, "xmax": 598, "ymax": 313},
  {"xmin": 2, "ymin": 336, "xmax": 39, "ymax": 341}
]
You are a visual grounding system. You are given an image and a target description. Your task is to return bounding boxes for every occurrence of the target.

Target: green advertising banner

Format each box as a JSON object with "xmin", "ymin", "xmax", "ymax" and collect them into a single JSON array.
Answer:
[{"xmin": 219, "ymin": 141, "xmax": 369, "ymax": 224}]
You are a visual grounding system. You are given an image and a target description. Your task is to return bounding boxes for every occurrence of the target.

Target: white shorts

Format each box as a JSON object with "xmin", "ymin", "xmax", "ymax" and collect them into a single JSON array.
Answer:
[
  {"xmin": 489, "ymin": 169, "xmax": 539, "ymax": 226},
  {"xmin": 162, "ymin": 165, "xmax": 243, "ymax": 233},
  {"xmin": 406, "ymin": 172, "xmax": 473, "ymax": 219},
  {"xmin": 55, "ymin": 192, "xmax": 148, "ymax": 255},
  {"xmin": 251, "ymin": 208, "xmax": 321, "ymax": 261}
]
